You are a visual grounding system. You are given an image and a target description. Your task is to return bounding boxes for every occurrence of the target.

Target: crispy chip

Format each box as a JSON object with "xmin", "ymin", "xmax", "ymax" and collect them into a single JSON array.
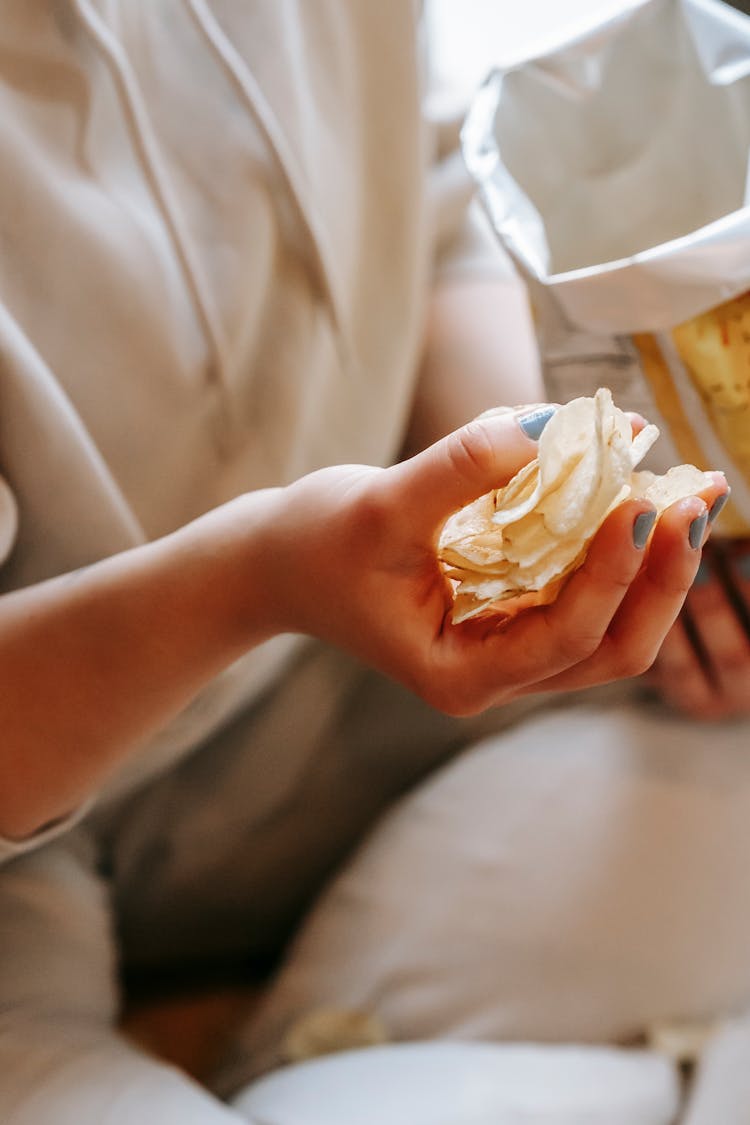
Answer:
[{"xmin": 439, "ymin": 388, "xmax": 714, "ymax": 623}]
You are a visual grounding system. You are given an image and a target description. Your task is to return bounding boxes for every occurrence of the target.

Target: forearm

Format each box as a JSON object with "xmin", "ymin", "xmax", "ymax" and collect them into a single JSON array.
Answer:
[
  {"xmin": 403, "ymin": 276, "xmax": 544, "ymax": 456},
  {"xmin": 0, "ymin": 488, "xmax": 284, "ymax": 839}
]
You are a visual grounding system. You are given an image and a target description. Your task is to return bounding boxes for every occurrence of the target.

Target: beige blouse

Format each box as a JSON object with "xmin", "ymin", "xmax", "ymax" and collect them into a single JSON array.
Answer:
[{"xmin": 0, "ymin": 0, "xmax": 507, "ymax": 855}]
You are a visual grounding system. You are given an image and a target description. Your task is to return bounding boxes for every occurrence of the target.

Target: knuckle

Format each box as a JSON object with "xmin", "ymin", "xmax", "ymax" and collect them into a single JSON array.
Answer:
[
  {"xmin": 610, "ymin": 570, "xmax": 636, "ymax": 595},
  {"xmin": 647, "ymin": 565, "xmax": 692, "ymax": 601},
  {"xmin": 713, "ymin": 645, "xmax": 750, "ymax": 677},
  {"xmin": 627, "ymin": 650, "xmax": 658, "ymax": 678},
  {"xmin": 559, "ymin": 628, "xmax": 601, "ymax": 666},
  {"xmin": 613, "ymin": 642, "xmax": 658, "ymax": 680},
  {"xmin": 538, "ymin": 609, "xmax": 600, "ymax": 667},
  {"xmin": 431, "ymin": 685, "xmax": 480, "ymax": 718},
  {"xmin": 351, "ymin": 485, "xmax": 392, "ymax": 540},
  {"xmin": 580, "ymin": 550, "xmax": 634, "ymax": 594},
  {"xmin": 445, "ymin": 422, "xmax": 497, "ymax": 482},
  {"xmin": 414, "ymin": 667, "xmax": 483, "ymax": 718},
  {"xmin": 441, "ymin": 695, "xmax": 483, "ymax": 718}
]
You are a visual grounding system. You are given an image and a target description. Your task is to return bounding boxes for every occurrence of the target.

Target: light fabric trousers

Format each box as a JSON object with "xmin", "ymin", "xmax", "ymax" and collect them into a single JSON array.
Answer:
[
  {"xmin": 222, "ymin": 697, "xmax": 750, "ymax": 1122},
  {"xmin": 0, "ymin": 643, "xmax": 526, "ymax": 1124},
  {"xmin": 0, "ymin": 836, "xmax": 251, "ymax": 1124},
  {"xmin": 1, "ymin": 641, "xmax": 749, "ymax": 1122}
]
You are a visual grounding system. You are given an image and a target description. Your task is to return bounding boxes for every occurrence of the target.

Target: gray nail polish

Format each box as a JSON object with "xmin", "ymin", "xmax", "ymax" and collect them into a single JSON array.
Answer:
[
  {"xmin": 519, "ymin": 405, "xmax": 557, "ymax": 440},
  {"xmin": 708, "ymin": 490, "xmax": 730, "ymax": 523},
  {"xmin": 735, "ymin": 553, "xmax": 750, "ymax": 581},
  {"xmin": 689, "ymin": 511, "xmax": 708, "ymax": 549},
  {"xmin": 693, "ymin": 558, "xmax": 711, "ymax": 585},
  {"xmin": 632, "ymin": 509, "xmax": 656, "ymax": 549}
]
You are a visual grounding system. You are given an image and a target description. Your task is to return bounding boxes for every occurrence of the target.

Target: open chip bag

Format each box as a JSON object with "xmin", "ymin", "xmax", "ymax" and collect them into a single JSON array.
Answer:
[{"xmin": 462, "ymin": 0, "xmax": 750, "ymax": 537}]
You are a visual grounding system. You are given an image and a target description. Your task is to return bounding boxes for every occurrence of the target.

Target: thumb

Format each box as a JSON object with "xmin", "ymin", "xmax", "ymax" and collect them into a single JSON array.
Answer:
[{"xmin": 387, "ymin": 405, "xmax": 556, "ymax": 536}]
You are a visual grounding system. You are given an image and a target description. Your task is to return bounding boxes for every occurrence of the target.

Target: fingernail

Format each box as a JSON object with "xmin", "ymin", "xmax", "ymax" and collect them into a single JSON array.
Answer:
[
  {"xmin": 708, "ymin": 490, "xmax": 730, "ymax": 523},
  {"xmin": 735, "ymin": 553, "xmax": 750, "ymax": 581},
  {"xmin": 689, "ymin": 511, "xmax": 709, "ymax": 549},
  {"xmin": 518, "ymin": 405, "xmax": 557, "ymax": 440},
  {"xmin": 693, "ymin": 558, "xmax": 711, "ymax": 585},
  {"xmin": 632, "ymin": 509, "xmax": 656, "ymax": 549}
]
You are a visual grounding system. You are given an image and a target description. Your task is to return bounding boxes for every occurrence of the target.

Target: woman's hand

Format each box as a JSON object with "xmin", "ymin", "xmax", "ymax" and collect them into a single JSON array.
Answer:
[
  {"xmin": 0, "ymin": 406, "xmax": 726, "ymax": 839},
  {"xmin": 648, "ymin": 538, "xmax": 750, "ymax": 721},
  {"xmin": 264, "ymin": 410, "xmax": 728, "ymax": 716}
]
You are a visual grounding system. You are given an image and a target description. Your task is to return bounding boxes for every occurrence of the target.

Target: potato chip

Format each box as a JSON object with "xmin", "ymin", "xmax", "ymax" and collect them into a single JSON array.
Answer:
[
  {"xmin": 280, "ymin": 1008, "xmax": 388, "ymax": 1064},
  {"xmin": 630, "ymin": 464, "xmax": 713, "ymax": 511},
  {"xmin": 438, "ymin": 388, "xmax": 714, "ymax": 623}
]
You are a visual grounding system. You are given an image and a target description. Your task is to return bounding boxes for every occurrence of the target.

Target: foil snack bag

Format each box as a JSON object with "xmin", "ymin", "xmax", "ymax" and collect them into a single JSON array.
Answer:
[{"xmin": 463, "ymin": 0, "xmax": 750, "ymax": 534}]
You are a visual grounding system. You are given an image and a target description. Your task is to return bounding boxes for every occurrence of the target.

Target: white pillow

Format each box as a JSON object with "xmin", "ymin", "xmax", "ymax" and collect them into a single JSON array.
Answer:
[{"xmin": 233, "ymin": 1040, "xmax": 679, "ymax": 1125}]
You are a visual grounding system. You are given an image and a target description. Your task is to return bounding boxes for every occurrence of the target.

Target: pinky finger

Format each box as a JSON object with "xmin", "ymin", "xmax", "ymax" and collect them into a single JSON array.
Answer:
[{"xmin": 532, "ymin": 495, "xmax": 710, "ymax": 695}]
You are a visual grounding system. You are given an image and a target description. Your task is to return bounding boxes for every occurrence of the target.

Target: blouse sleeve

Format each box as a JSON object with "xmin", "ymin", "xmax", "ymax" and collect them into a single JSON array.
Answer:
[
  {"xmin": 426, "ymin": 93, "xmax": 516, "ymax": 285},
  {"xmin": 0, "ymin": 474, "xmax": 95, "ymax": 865}
]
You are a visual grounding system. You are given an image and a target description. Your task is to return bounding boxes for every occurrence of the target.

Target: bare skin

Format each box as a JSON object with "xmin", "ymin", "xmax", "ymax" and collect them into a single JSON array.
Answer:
[
  {"xmin": 0, "ymin": 408, "xmax": 726, "ymax": 841},
  {"xmin": 649, "ymin": 536, "xmax": 750, "ymax": 721},
  {"xmin": 404, "ymin": 276, "xmax": 544, "ymax": 454}
]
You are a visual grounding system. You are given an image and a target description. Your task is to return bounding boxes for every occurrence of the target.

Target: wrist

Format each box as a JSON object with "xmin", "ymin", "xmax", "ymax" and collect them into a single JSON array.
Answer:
[{"xmin": 166, "ymin": 486, "xmax": 292, "ymax": 659}]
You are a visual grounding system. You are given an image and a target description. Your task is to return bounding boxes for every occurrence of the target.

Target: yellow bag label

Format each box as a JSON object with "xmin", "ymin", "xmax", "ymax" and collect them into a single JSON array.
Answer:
[{"xmin": 633, "ymin": 291, "xmax": 750, "ymax": 536}]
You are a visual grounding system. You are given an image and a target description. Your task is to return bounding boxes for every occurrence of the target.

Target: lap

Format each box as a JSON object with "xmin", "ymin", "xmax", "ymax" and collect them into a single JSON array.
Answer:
[
  {"xmin": 104, "ymin": 642, "xmax": 534, "ymax": 969},
  {"xmin": 226, "ymin": 700, "xmax": 750, "ymax": 1081},
  {"xmin": 0, "ymin": 832, "xmax": 253, "ymax": 1123},
  {"xmin": 0, "ymin": 827, "xmax": 117, "ymax": 1021}
]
